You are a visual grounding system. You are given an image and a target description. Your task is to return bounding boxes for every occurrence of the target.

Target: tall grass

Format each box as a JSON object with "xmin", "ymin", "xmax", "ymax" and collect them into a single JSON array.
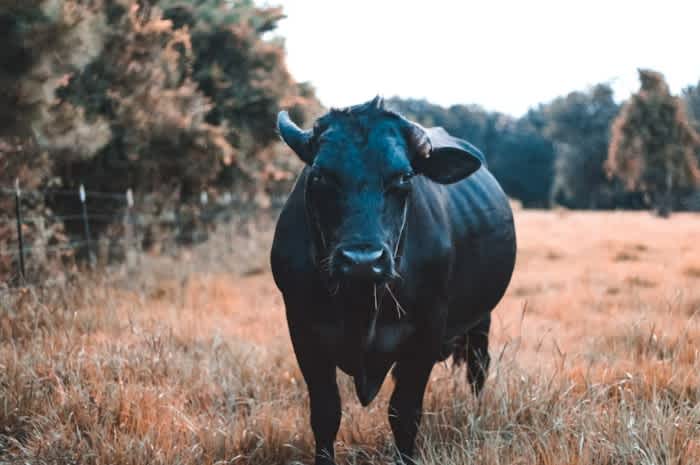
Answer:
[
  {"xmin": 1, "ymin": 211, "xmax": 699, "ymax": 464},
  {"xmin": 1, "ymin": 279, "xmax": 698, "ymax": 464}
]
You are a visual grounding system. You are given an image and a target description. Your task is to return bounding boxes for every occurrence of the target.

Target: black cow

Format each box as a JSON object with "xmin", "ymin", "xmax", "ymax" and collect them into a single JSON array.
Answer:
[{"xmin": 271, "ymin": 97, "xmax": 516, "ymax": 464}]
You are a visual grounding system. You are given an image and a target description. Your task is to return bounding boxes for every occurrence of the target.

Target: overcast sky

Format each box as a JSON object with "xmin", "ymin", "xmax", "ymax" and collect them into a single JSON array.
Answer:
[{"xmin": 272, "ymin": 0, "xmax": 699, "ymax": 116}]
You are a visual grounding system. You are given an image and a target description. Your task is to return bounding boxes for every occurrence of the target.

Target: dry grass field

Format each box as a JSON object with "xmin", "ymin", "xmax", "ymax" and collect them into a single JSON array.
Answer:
[{"xmin": 1, "ymin": 210, "xmax": 699, "ymax": 464}]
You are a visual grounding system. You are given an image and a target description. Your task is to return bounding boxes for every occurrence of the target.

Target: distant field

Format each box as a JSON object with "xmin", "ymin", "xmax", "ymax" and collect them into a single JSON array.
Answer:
[{"xmin": 1, "ymin": 211, "xmax": 699, "ymax": 464}]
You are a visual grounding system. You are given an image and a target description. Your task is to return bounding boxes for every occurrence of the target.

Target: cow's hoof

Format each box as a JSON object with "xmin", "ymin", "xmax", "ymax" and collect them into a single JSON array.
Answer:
[
  {"xmin": 393, "ymin": 452, "xmax": 420, "ymax": 465},
  {"xmin": 314, "ymin": 456, "xmax": 336, "ymax": 465}
]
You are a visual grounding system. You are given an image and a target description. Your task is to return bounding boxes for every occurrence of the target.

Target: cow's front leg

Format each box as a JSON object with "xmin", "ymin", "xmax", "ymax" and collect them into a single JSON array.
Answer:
[
  {"xmin": 389, "ymin": 358, "xmax": 434, "ymax": 464},
  {"xmin": 307, "ymin": 366, "xmax": 341, "ymax": 465},
  {"xmin": 288, "ymin": 323, "xmax": 341, "ymax": 465}
]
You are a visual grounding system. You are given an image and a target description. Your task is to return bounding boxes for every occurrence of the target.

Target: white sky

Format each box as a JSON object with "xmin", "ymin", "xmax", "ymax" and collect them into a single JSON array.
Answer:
[{"xmin": 272, "ymin": 0, "xmax": 699, "ymax": 116}]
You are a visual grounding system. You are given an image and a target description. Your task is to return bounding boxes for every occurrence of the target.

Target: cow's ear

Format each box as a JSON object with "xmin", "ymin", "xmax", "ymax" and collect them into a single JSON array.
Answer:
[
  {"xmin": 277, "ymin": 111, "xmax": 314, "ymax": 164},
  {"xmin": 406, "ymin": 123, "xmax": 484, "ymax": 184}
]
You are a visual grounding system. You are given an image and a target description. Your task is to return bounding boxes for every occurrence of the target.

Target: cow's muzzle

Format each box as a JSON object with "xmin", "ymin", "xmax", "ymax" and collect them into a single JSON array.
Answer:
[{"xmin": 334, "ymin": 243, "xmax": 393, "ymax": 283}]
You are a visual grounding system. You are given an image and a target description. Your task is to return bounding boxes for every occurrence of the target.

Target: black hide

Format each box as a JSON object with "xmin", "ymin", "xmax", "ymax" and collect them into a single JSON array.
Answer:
[{"xmin": 271, "ymin": 97, "xmax": 516, "ymax": 465}]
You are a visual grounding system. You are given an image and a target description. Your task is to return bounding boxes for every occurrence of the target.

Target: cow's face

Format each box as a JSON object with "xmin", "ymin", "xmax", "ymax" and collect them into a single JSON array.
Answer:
[
  {"xmin": 278, "ymin": 97, "xmax": 483, "ymax": 288},
  {"xmin": 305, "ymin": 112, "xmax": 413, "ymax": 286}
]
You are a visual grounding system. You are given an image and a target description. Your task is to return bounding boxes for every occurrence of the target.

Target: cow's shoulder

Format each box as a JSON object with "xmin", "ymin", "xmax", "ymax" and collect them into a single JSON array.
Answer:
[
  {"xmin": 406, "ymin": 177, "xmax": 456, "ymax": 251},
  {"xmin": 270, "ymin": 169, "xmax": 316, "ymax": 292},
  {"xmin": 398, "ymin": 179, "xmax": 456, "ymax": 292}
]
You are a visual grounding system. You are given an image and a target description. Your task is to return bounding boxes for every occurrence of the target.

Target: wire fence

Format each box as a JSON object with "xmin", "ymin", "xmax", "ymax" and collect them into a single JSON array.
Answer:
[{"xmin": 0, "ymin": 180, "xmax": 256, "ymax": 289}]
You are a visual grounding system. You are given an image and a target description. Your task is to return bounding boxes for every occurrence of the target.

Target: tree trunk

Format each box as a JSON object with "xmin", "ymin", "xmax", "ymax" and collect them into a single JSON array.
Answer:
[
  {"xmin": 654, "ymin": 170, "xmax": 674, "ymax": 218},
  {"xmin": 654, "ymin": 192, "xmax": 671, "ymax": 218}
]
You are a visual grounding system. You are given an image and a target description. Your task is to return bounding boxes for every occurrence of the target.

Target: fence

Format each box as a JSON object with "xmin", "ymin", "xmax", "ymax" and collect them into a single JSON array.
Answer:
[{"xmin": 1, "ymin": 179, "xmax": 259, "ymax": 288}]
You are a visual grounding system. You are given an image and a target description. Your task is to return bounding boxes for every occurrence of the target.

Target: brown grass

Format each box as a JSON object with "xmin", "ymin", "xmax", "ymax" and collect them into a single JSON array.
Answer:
[
  {"xmin": 684, "ymin": 266, "xmax": 700, "ymax": 278},
  {"xmin": 613, "ymin": 251, "xmax": 639, "ymax": 262},
  {"xmin": 1, "ymin": 211, "xmax": 700, "ymax": 464}
]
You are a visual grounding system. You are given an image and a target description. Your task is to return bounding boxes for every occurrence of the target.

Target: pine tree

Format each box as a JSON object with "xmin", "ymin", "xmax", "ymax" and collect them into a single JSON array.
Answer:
[{"xmin": 607, "ymin": 69, "xmax": 700, "ymax": 217}]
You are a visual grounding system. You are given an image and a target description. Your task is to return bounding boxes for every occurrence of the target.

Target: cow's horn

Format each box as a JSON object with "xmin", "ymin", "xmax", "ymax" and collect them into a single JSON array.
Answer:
[
  {"xmin": 277, "ymin": 111, "xmax": 313, "ymax": 162},
  {"xmin": 405, "ymin": 120, "xmax": 432, "ymax": 159}
]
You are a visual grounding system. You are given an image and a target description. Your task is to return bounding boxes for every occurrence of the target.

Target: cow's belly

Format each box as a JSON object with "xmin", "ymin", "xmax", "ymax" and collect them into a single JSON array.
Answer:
[{"xmin": 445, "ymin": 227, "xmax": 516, "ymax": 336}]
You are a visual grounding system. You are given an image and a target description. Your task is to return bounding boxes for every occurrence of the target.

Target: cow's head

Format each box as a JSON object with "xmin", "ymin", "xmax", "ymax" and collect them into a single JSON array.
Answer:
[{"xmin": 278, "ymin": 97, "xmax": 484, "ymax": 289}]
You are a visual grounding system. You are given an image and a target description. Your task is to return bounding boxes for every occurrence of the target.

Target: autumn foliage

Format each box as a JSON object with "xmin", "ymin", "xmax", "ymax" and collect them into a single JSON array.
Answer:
[
  {"xmin": 0, "ymin": 0, "xmax": 319, "ymax": 279},
  {"xmin": 607, "ymin": 69, "xmax": 700, "ymax": 216}
]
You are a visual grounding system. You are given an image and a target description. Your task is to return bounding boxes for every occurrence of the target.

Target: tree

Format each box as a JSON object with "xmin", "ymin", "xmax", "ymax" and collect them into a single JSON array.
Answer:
[
  {"xmin": 543, "ymin": 84, "xmax": 620, "ymax": 208},
  {"xmin": 49, "ymin": 0, "xmax": 319, "ymax": 240},
  {"xmin": 386, "ymin": 98, "xmax": 555, "ymax": 207},
  {"xmin": 486, "ymin": 113, "xmax": 555, "ymax": 207},
  {"xmin": 0, "ymin": 0, "xmax": 108, "ymax": 188},
  {"xmin": 159, "ymin": 0, "xmax": 321, "ymax": 202},
  {"xmin": 0, "ymin": 0, "xmax": 320, "ymax": 280},
  {"xmin": 682, "ymin": 82, "xmax": 700, "ymax": 133},
  {"xmin": 607, "ymin": 69, "xmax": 700, "ymax": 217},
  {"xmin": 0, "ymin": 0, "xmax": 108, "ymax": 279}
]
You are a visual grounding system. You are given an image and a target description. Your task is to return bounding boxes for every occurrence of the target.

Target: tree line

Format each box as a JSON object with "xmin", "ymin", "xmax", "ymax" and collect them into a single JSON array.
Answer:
[
  {"xmin": 0, "ymin": 0, "xmax": 320, "ymax": 278},
  {"xmin": 389, "ymin": 70, "xmax": 700, "ymax": 214},
  {"xmin": 1, "ymin": 0, "xmax": 699, "ymax": 280}
]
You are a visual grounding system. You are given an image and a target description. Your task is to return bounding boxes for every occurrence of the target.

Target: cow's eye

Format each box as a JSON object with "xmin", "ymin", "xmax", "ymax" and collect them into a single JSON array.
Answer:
[
  {"xmin": 309, "ymin": 171, "xmax": 329, "ymax": 186},
  {"xmin": 387, "ymin": 172, "xmax": 414, "ymax": 192},
  {"xmin": 309, "ymin": 170, "xmax": 338, "ymax": 189},
  {"xmin": 310, "ymin": 172, "xmax": 324, "ymax": 185}
]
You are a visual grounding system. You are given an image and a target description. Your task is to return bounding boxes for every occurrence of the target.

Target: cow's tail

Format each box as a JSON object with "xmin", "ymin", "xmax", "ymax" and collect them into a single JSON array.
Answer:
[
  {"xmin": 452, "ymin": 333, "xmax": 468, "ymax": 366},
  {"xmin": 452, "ymin": 316, "xmax": 492, "ymax": 395}
]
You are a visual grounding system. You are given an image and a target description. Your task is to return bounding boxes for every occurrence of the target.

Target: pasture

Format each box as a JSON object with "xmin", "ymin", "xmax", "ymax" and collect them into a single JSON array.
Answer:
[{"xmin": 1, "ymin": 210, "xmax": 699, "ymax": 464}]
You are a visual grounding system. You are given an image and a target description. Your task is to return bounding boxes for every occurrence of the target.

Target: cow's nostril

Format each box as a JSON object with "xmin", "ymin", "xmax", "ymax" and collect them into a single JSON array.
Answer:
[
  {"xmin": 340, "ymin": 248, "xmax": 384, "ymax": 265},
  {"xmin": 337, "ymin": 247, "xmax": 388, "ymax": 280}
]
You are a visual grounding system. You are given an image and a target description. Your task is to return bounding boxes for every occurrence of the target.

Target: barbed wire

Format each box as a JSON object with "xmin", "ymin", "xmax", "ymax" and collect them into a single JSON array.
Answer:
[
  {"xmin": 0, "ymin": 225, "xmax": 218, "ymax": 296},
  {"xmin": 0, "ymin": 212, "xmax": 220, "ymax": 227},
  {"xmin": 0, "ymin": 185, "xmax": 252, "ymax": 205},
  {"xmin": 1, "ymin": 180, "xmax": 259, "ymax": 285},
  {"xmin": 47, "ymin": 190, "xmax": 128, "ymax": 201},
  {"xmin": 0, "ymin": 214, "xmax": 124, "ymax": 224},
  {"xmin": 0, "ymin": 227, "xmax": 211, "ymax": 259},
  {"xmin": 0, "ymin": 278, "xmax": 64, "ymax": 297},
  {"xmin": 0, "ymin": 186, "xmax": 128, "ymax": 201},
  {"xmin": 0, "ymin": 240, "xmax": 92, "ymax": 257}
]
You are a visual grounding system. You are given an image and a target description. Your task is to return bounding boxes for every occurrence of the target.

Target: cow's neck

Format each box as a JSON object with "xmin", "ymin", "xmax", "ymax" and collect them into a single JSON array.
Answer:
[
  {"xmin": 331, "ymin": 285, "xmax": 415, "ymax": 406},
  {"xmin": 331, "ymin": 285, "xmax": 413, "ymax": 355},
  {"xmin": 335, "ymin": 284, "xmax": 382, "ymax": 351}
]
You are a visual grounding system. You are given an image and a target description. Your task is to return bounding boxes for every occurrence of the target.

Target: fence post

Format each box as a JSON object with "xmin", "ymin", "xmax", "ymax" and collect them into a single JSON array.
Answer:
[
  {"xmin": 125, "ymin": 188, "xmax": 139, "ymax": 268},
  {"xmin": 79, "ymin": 184, "xmax": 95, "ymax": 268},
  {"xmin": 14, "ymin": 179, "xmax": 26, "ymax": 282},
  {"xmin": 200, "ymin": 190, "xmax": 208, "ymax": 244},
  {"xmin": 227, "ymin": 192, "xmax": 234, "ymax": 255}
]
